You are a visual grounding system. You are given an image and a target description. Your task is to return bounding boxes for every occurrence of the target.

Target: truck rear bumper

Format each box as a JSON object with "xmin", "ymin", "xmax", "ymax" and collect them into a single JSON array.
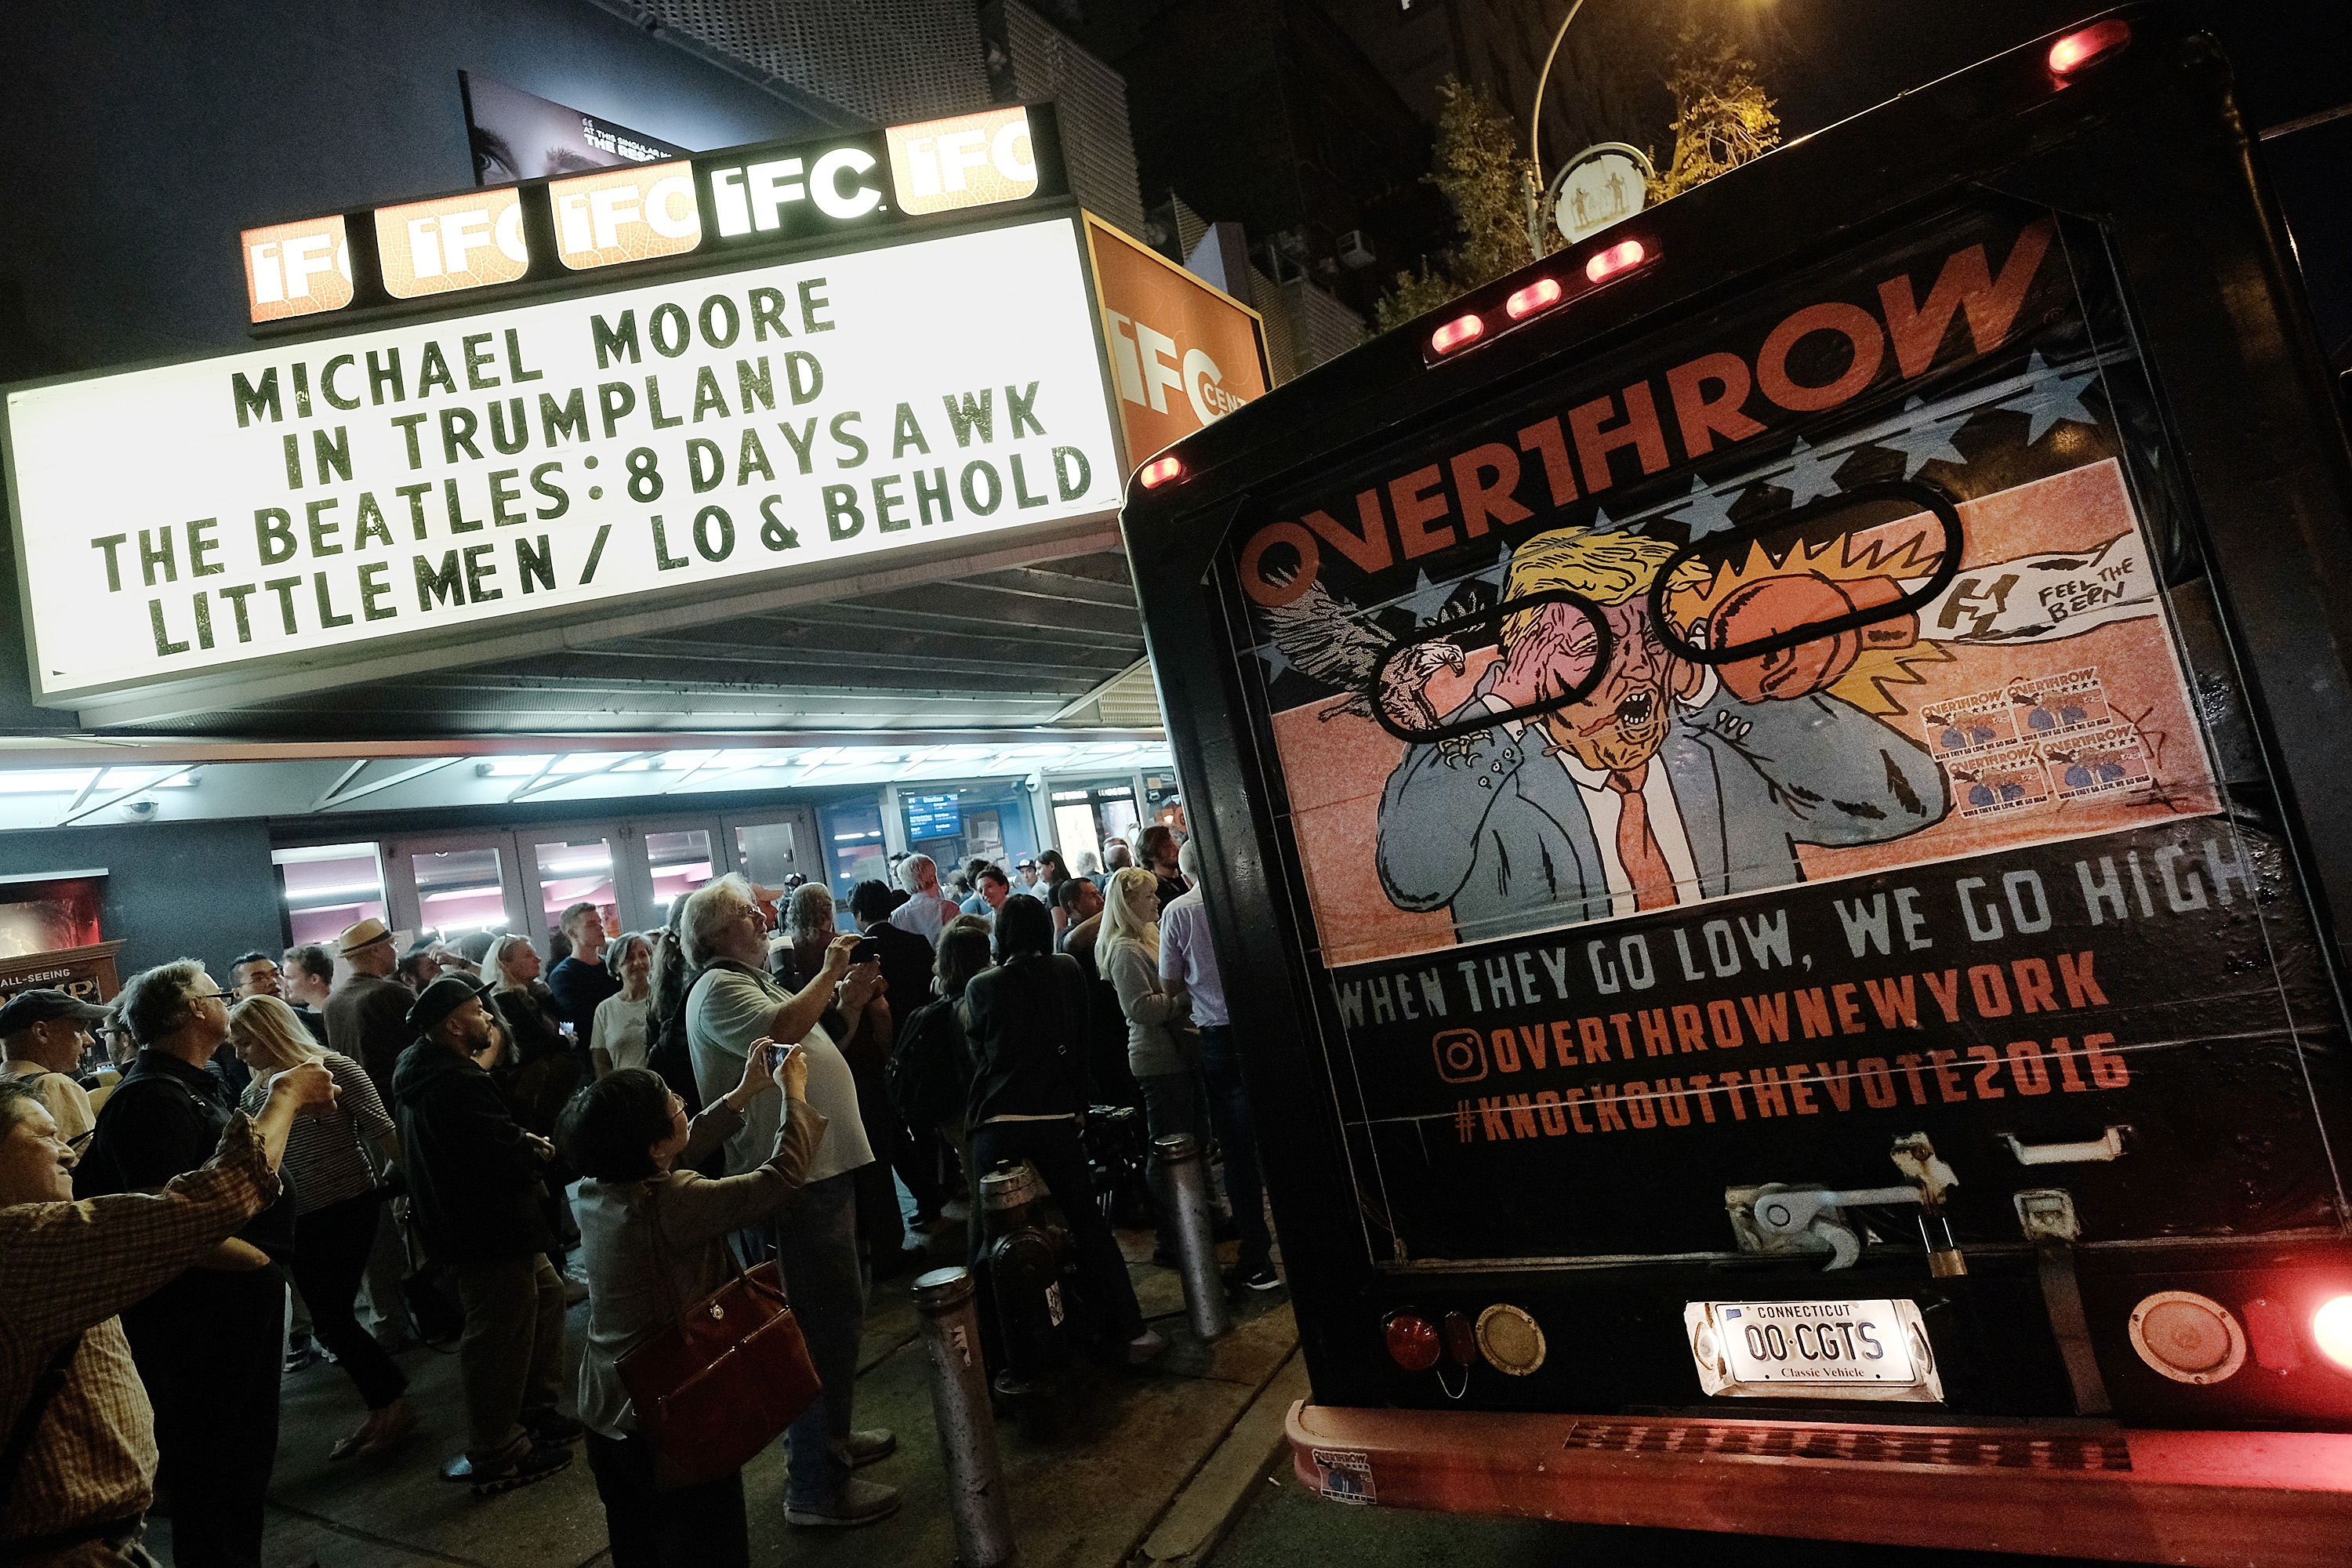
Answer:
[{"xmin": 1286, "ymin": 1401, "xmax": 2352, "ymax": 1566}]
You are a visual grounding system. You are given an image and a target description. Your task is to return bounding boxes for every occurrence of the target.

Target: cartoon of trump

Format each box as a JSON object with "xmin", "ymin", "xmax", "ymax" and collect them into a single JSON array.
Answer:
[{"xmin": 1375, "ymin": 530, "xmax": 1949, "ymax": 946}]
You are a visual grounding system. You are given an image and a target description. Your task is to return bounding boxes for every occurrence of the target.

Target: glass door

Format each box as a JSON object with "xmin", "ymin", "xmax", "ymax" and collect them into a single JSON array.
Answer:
[
  {"xmin": 270, "ymin": 843, "xmax": 388, "ymax": 948},
  {"xmin": 390, "ymin": 834, "xmax": 524, "ymax": 947},
  {"xmin": 522, "ymin": 829, "xmax": 619, "ymax": 959}
]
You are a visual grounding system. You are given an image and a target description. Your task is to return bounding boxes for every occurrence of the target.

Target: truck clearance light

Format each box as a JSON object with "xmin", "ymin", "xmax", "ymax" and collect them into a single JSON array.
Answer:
[
  {"xmin": 2316, "ymin": 1295, "xmax": 2352, "ymax": 1372},
  {"xmin": 1585, "ymin": 238, "xmax": 1647, "ymax": 283},
  {"xmin": 2048, "ymin": 19, "xmax": 2130, "ymax": 78},
  {"xmin": 1505, "ymin": 278, "xmax": 1564, "ymax": 320},
  {"xmin": 1138, "ymin": 455, "xmax": 1185, "ymax": 489},
  {"xmin": 1429, "ymin": 313, "xmax": 1486, "ymax": 355}
]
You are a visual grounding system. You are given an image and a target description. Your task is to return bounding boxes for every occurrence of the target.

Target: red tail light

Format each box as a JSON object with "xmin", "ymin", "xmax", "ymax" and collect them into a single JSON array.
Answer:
[
  {"xmin": 1384, "ymin": 1311, "xmax": 1440, "ymax": 1372},
  {"xmin": 2049, "ymin": 20, "xmax": 2129, "ymax": 76},
  {"xmin": 1505, "ymin": 278, "xmax": 1563, "ymax": 320},
  {"xmin": 1585, "ymin": 238, "xmax": 1646, "ymax": 283},
  {"xmin": 2316, "ymin": 1295, "xmax": 2352, "ymax": 1372},
  {"xmin": 1138, "ymin": 455, "xmax": 1183, "ymax": 489},
  {"xmin": 1429, "ymin": 313, "xmax": 1485, "ymax": 355}
]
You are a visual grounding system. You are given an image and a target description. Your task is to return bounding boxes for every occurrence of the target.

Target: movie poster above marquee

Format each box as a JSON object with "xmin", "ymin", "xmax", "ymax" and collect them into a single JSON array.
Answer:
[{"xmin": 4, "ymin": 216, "xmax": 1123, "ymax": 710}]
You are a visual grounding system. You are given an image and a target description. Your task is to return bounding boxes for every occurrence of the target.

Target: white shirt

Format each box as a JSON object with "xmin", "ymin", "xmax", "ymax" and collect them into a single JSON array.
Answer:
[
  {"xmin": 1481, "ymin": 673, "xmax": 1711, "ymax": 919},
  {"xmin": 888, "ymin": 890, "xmax": 961, "ymax": 946}
]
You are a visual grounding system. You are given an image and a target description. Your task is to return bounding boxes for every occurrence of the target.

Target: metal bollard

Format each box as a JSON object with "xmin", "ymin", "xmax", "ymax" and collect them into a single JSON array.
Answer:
[
  {"xmin": 913, "ymin": 1266, "xmax": 1018, "ymax": 1568},
  {"xmin": 1155, "ymin": 1132, "xmax": 1232, "ymax": 1341}
]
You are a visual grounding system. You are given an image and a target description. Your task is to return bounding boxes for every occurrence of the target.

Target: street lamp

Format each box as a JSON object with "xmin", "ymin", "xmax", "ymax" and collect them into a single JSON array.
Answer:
[{"xmin": 1525, "ymin": 0, "xmax": 1598, "ymax": 257}]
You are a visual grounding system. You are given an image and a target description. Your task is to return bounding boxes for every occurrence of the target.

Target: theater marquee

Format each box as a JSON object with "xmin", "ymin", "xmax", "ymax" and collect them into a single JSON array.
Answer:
[{"xmin": 4, "ymin": 215, "xmax": 1123, "ymax": 719}]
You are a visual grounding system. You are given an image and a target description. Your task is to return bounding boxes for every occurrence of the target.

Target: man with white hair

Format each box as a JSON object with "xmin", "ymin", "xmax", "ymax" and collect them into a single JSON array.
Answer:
[
  {"xmin": 681, "ymin": 875, "xmax": 900, "ymax": 1528},
  {"xmin": 886, "ymin": 854, "xmax": 960, "ymax": 946}
]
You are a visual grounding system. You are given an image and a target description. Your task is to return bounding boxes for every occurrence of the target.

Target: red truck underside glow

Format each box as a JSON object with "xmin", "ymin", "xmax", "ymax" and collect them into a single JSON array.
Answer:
[{"xmin": 1287, "ymin": 1402, "xmax": 2352, "ymax": 1566}]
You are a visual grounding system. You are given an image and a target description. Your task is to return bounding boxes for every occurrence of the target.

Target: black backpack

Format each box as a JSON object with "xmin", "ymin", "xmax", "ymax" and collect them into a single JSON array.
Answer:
[{"xmin": 890, "ymin": 996, "xmax": 973, "ymax": 1130}]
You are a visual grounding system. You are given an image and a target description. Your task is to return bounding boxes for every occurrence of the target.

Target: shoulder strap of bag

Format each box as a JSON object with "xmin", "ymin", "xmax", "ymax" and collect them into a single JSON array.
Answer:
[
  {"xmin": 639, "ymin": 1171, "xmax": 753, "ymax": 1328},
  {"xmin": 0, "ymin": 1334, "xmax": 84, "ymax": 1512}
]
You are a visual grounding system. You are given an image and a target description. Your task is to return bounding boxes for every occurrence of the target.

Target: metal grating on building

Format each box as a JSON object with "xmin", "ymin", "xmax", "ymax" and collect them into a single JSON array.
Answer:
[
  {"xmin": 1280, "ymin": 276, "xmax": 1367, "ymax": 376},
  {"xmin": 637, "ymin": 0, "xmax": 988, "ymax": 125},
  {"xmin": 1559, "ymin": 1420, "xmax": 2133, "ymax": 1472},
  {"xmin": 1250, "ymin": 265, "xmax": 1299, "ymax": 386},
  {"xmin": 1000, "ymin": 2, "xmax": 1145, "ymax": 234}
]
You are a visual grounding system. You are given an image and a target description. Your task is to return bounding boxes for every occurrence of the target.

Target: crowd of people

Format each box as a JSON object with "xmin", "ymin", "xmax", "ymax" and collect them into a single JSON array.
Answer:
[{"xmin": 0, "ymin": 825, "xmax": 1276, "ymax": 1568}]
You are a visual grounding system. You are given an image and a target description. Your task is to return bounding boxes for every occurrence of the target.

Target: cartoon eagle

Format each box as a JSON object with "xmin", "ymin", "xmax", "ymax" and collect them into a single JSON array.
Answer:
[{"xmin": 1259, "ymin": 572, "xmax": 1465, "ymax": 731}]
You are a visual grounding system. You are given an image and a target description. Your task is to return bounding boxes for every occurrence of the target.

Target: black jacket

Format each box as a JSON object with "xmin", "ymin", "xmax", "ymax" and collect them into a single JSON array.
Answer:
[
  {"xmin": 861, "ymin": 919, "xmax": 935, "ymax": 1025},
  {"xmin": 391, "ymin": 1035, "xmax": 554, "ymax": 1265},
  {"xmin": 961, "ymin": 953, "xmax": 1094, "ymax": 1125}
]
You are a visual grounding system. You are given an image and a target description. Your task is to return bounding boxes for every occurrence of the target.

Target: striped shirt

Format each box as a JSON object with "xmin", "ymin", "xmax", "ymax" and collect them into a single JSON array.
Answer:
[
  {"xmin": 0, "ymin": 1114, "xmax": 278, "ymax": 1549},
  {"xmin": 238, "ymin": 1051, "xmax": 391, "ymax": 1214}
]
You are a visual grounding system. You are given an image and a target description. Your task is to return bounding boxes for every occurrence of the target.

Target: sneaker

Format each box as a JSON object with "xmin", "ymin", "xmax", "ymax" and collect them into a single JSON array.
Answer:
[
  {"xmin": 559, "ymin": 1276, "xmax": 590, "ymax": 1306},
  {"xmin": 785, "ymin": 1476, "xmax": 901, "ymax": 1527},
  {"xmin": 470, "ymin": 1443, "xmax": 572, "ymax": 1497},
  {"xmin": 1240, "ymin": 1262, "xmax": 1281, "ymax": 1292},
  {"xmin": 281, "ymin": 1341, "xmax": 318, "ymax": 1375},
  {"xmin": 524, "ymin": 1410, "xmax": 586, "ymax": 1446},
  {"xmin": 829, "ymin": 1428, "xmax": 897, "ymax": 1468},
  {"xmin": 1127, "ymin": 1327, "xmax": 1168, "ymax": 1366}
]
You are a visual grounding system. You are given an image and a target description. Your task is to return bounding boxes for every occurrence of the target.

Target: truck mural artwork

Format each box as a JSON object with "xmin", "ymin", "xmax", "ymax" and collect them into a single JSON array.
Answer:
[
  {"xmin": 1122, "ymin": 10, "xmax": 2352, "ymax": 1562},
  {"xmin": 1236, "ymin": 209, "xmax": 2214, "ymax": 969}
]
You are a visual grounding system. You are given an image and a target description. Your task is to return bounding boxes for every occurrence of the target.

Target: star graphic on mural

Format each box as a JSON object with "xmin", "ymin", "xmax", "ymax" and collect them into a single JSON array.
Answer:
[
  {"xmin": 1875, "ymin": 397, "xmax": 1974, "ymax": 477},
  {"xmin": 1666, "ymin": 475, "xmax": 1744, "ymax": 539},
  {"xmin": 1996, "ymin": 352, "xmax": 2103, "ymax": 444},
  {"xmin": 1770, "ymin": 437, "xmax": 1846, "ymax": 506},
  {"xmin": 1587, "ymin": 504, "xmax": 1625, "ymax": 535},
  {"xmin": 1255, "ymin": 640, "xmax": 1294, "ymax": 681},
  {"xmin": 1399, "ymin": 570, "xmax": 1460, "ymax": 623}
]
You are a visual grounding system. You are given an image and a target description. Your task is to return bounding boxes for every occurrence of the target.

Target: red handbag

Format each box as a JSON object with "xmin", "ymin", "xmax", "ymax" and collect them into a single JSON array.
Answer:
[{"xmin": 615, "ymin": 1203, "xmax": 822, "ymax": 1486}]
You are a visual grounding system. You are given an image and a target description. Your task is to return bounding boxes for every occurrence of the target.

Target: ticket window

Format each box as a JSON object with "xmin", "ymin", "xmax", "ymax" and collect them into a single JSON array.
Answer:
[{"xmin": 274, "ymin": 844, "xmax": 389, "ymax": 948}]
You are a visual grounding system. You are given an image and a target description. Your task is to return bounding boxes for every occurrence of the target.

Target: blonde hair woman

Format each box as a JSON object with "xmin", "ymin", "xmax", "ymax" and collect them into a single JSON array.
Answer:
[
  {"xmin": 227, "ymin": 994, "xmax": 416, "ymax": 1461},
  {"xmin": 1099, "ymin": 866, "xmax": 1200, "ymax": 1266}
]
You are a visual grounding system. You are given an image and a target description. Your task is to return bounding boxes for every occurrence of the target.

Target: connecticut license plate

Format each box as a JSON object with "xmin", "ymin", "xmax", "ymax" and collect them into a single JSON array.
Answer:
[{"xmin": 1683, "ymin": 1298, "xmax": 1943, "ymax": 1402}]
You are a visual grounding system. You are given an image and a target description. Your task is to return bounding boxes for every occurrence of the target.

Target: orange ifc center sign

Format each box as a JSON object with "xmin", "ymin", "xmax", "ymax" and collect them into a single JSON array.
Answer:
[{"xmin": 1083, "ymin": 217, "xmax": 1268, "ymax": 466}]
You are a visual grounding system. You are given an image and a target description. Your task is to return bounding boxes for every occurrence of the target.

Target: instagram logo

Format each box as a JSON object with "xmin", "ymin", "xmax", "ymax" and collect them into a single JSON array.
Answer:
[{"xmin": 1432, "ymin": 1028, "xmax": 1489, "ymax": 1084}]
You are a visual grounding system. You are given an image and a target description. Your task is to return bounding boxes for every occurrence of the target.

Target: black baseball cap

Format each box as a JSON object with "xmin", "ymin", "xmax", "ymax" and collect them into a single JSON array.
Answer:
[
  {"xmin": 406, "ymin": 975, "xmax": 493, "ymax": 1038},
  {"xmin": 0, "ymin": 988, "xmax": 111, "ymax": 1037}
]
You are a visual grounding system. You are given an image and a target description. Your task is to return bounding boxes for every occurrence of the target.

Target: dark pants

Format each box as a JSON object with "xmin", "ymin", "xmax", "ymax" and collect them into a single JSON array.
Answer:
[
  {"xmin": 760, "ymin": 1171, "xmax": 866, "ymax": 1510},
  {"xmin": 971, "ymin": 1118, "xmax": 1144, "ymax": 1344},
  {"xmin": 452, "ymin": 1253, "xmax": 567, "ymax": 1468},
  {"xmin": 1138, "ymin": 1069, "xmax": 1208, "ymax": 1253},
  {"xmin": 584, "ymin": 1428, "xmax": 748, "ymax": 1568},
  {"xmin": 122, "ymin": 1268, "xmax": 281, "ymax": 1568},
  {"xmin": 1199, "ymin": 1025, "xmax": 1272, "ymax": 1269},
  {"xmin": 289, "ymin": 1191, "xmax": 410, "ymax": 1410}
]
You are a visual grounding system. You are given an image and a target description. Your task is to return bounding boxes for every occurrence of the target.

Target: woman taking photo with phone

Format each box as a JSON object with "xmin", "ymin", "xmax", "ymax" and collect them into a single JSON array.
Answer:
[{"xmin": 557, "ymin": 1039, "xmax": 825, "ymax": 1567}]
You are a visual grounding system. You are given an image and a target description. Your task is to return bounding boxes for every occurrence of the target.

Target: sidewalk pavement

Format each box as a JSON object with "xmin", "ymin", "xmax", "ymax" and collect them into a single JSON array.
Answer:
[{"xmin": 158, "ymin": 1213, "xmax": 1300, "ymax": 1568}]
